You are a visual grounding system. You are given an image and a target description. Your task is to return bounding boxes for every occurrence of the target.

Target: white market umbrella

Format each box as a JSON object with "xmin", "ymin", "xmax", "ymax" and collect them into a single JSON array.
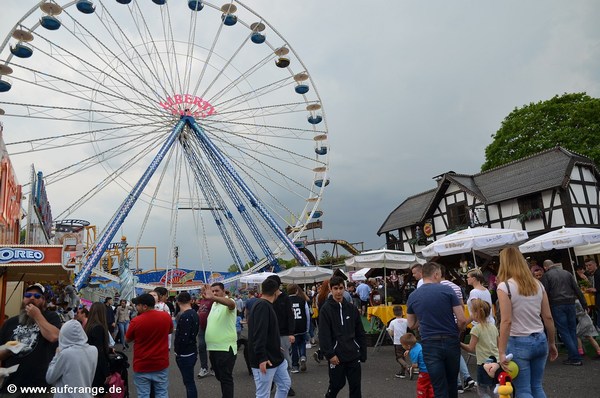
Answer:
[
  {"xmin": 422, "ymin": 227, "xmax": 529, "ymax": 259},
  {"xmin": 239, "ymin": 272, "xmax": 277, "ymax": 285},
  {"xmin": 277, "ymin": 266, "xmax": 333, "ymax": 284},
  {"xmin": 344, "ymin": 249, "xmax": 423, "ymax": 299},
  {"xmin": 574, "ymin": 242, "xmax": 600, "ymax": 257},
  {"xmin": 519, "ymin": 227, "xmax": 600, "ymax": 273},
  {"xmin": 350, "ymin": 268, "xmax": 370, "ymax": 281},
  {"xmin": 344, "ymin": 249, "xmax": 422, "ymax": 269},
  {"xmin": 519, "ymin": 227, "xmax": 600, "ymax": 253}
]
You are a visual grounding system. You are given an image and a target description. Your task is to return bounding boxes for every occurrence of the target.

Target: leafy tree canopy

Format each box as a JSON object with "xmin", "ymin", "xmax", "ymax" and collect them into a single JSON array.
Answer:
[
  {"xmin": 226, "ymin": 257, "xmax": 297, "ymax": 273},
  {"xmin": 482, "ymin": 93, "xmax": 600, "ymax": 171}
]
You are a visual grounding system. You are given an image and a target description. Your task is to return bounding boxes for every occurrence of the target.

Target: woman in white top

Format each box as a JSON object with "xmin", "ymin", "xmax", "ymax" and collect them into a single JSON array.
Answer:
[
  {"xmin": 466, "ymin": 269, "xmax": 495, "ymax": 325},
  {"xmin": 497, "ymin": 247, "xmax": 557, "ymax": 398}
]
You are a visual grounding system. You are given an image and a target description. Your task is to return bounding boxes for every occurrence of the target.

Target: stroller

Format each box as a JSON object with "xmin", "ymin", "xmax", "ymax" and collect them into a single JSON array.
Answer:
[{"xmin": 108, "ymin": 350, "xmax": 130, "ymax": 398}]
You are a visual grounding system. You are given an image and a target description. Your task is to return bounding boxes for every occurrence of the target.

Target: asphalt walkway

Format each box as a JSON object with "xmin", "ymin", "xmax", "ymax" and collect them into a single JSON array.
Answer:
[{"xmin": 124, "ymin": 341, "xmax": 600, "ymax": 397}]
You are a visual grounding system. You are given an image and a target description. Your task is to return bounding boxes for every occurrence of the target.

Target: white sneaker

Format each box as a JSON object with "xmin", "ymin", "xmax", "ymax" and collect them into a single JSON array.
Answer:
[{"xmin": 197, "ymin": 368, "xmax": 209, "ymax": 378}]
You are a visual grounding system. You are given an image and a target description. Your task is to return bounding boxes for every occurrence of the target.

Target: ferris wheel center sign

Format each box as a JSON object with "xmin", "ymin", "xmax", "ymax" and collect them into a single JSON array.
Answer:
[{"xmin": 159, "ymin": 94, "xmax": 215, "ymax": 118}]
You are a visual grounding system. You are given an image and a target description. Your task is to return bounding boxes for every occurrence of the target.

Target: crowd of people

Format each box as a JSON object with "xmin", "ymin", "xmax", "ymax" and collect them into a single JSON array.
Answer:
[{"xmin": 0, "ymin": 253, "xmax": 598, "ymax": 398}]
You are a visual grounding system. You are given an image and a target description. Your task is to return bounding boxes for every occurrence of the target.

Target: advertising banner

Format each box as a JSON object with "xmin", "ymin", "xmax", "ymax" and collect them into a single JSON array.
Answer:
[{"xmin": 0, "ymin": 245, "xmax": 63, "ymax": 266}]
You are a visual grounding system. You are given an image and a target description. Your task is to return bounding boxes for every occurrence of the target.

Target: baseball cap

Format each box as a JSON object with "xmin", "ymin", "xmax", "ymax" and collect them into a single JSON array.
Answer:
[{"xmin": 26, "ymin": 283, "xmax": 45, "ymax": 294}]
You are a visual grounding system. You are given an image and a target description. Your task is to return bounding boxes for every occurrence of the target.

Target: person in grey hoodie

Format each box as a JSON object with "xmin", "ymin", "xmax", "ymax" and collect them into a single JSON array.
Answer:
[{"xmin": 46, "ymin": 319, "xmax": 98, "ymax": 398}]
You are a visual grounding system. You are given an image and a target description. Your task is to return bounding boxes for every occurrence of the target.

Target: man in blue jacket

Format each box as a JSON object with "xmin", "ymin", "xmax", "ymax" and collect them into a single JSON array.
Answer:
[{"xmin": 318, "ymin": 275, "xmax": 367, "ymax": 398}]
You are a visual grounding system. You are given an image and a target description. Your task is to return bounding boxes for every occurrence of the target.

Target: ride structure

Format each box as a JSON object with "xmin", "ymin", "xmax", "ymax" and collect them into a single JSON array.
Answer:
[
  {"xmin": 73, "ymin": 115, "xmax": 311, "ymax": 290},
  {"xmin": 0, "ymin": 1, "xmax": 329, "ymax": 290}
]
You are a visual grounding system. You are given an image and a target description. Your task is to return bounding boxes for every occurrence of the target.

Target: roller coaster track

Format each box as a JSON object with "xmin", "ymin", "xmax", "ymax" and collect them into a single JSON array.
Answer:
[
  {"xmin": 306, "ymin": 239, "xmax": 361, "ymax": 254},
  {"xmin": 297, "ymin": 239, "xmax": 361, "ymax": 264}
]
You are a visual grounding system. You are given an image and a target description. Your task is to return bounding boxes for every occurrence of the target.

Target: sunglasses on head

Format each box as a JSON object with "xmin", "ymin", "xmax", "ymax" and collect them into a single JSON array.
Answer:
[{"xmin": 24, "ymin": 292, "xmax": 43, "ymax": 299}]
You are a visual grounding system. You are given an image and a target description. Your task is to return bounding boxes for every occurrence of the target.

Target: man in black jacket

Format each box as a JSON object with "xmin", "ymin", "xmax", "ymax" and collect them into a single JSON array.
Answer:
[
  {"xmin": 266, "ymin": 274, "xmax": 296, "ymax": 396},
  {"xmin": 249, "ymin": 278, "xmax": 291, "ymax": 398},
  {"xmin": 174, "ymin": 292, "xmax": 199, "ymax": 398},
  {"xmin": 318, "ymin": 275, "xmax": 367, "ymax": 398}
]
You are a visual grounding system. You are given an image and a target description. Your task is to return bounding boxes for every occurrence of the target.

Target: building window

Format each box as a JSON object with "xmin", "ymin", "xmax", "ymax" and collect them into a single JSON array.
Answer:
[
  {"xmin": 448, "ymin": 201, "xmax": 469, "ymax": 229},
  {"xmin": 518, "ymin": 193, "xmax": 542, "ymax": 213}
]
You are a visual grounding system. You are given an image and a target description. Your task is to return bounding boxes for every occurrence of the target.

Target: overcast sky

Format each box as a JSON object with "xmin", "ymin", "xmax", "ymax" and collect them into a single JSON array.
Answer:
[{"xmin": 1, "ymin": 0, "xmax": 599, "ymax": 272}]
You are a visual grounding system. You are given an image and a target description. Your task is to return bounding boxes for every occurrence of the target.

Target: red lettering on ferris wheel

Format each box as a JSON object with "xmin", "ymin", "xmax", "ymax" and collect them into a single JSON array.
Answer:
[{"xmin": 158, "ymin": 94, "xmax": 216, "ymax": 118}]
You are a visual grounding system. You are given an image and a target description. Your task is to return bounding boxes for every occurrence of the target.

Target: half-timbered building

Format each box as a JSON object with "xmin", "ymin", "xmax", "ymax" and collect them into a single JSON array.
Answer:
[{"xmin": 378, "ymin": 147, "xmax": 600, "ymax": 261}]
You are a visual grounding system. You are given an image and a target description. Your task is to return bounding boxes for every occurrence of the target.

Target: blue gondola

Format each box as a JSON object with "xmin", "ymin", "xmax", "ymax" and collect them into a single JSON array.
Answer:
[
  {"xmin": 188, "ymin": 0, "xmax": 203, "ymax": 11},
  {"xmin": 251, "ymin": 32, "xmax": 266, "ymax": 44},
  {"xmin": 152, "ymin": 0, "xmax": 166, "ymax": 5},
  {"xmin": 314, "ymin": 179, "xmax": 330, "ymax": 188},
  {"xmin": 294, "ymin": 241, "xmax": 305, "ymax": 248},
  {"xmin": 222, "ymin": 14, "xmax": 237, "ymax": 26},
  {"xmin": 76, "ymin": 0, "xmax": 96, "ymax": 14},
  {"xmin": 10, "ymin": 43, "xmax": 33, "ymax": 58},
  {"xmin": 0, "ymin": 80, "xmax": 12, "ymax": 93},
  {"xmin": 40, "ymin": 16, "xmax": 61, "ymax": 30},
  {"xmin": 295, "ymin": 84, "xmax": 309, "ymax": 94},
  {"xmin": 308, "ymin": 115, "xmax": 322, "ymax": 124},
  {"xmin": 309, "ymin": 210, "xmax": 323, "ymax": 218},
  {"xmin": 116, "ymin": 0, "xmax": 132, "ymax": 4},
  {"xmin": 315, "ymin": 146, "xmax": 328, "ymax": 155}
]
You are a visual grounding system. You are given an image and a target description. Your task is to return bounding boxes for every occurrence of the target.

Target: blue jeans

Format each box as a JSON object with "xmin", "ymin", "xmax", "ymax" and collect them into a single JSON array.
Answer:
[
  {"xmin": 176, "ymin": 354, "xmax": 198, "ymax": 398},
  {"xmin": 291, "ymin": 333, "xmax": 306, "ymax": 368},
  {"xmin": 551, "ymin": 304, "xmax": 581, "ymax": 361},
  {"xmin": 422, "ymin": 337, "xmax": 461, "ymax": 398},
  {"xmin": 133, "ymin": 368, "xmax": 169, "ymax": 398},
  {"xmin": 252, "ymin": 360, "xmax": 291, "ymax": 398},
  {"xmin": 507, "ymin": 333, "xmax": 548, "ymax": 398},
  {"xmin": 457, "ymin": 354, "xmax": 471, "ymax": 384},
  {"xmin": 117, "ymin": 321, "xmax": 129, "ymax": 346}
]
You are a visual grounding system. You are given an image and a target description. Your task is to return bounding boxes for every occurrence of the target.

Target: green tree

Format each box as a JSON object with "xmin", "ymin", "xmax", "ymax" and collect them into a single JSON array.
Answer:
[
  {"xmin": 227, "ymin": 261, "xmax": 253, "ymax": 273},
  {"xmin": 482, "ymin": 93, "xmax": 600, "ymax": 171},
  {"xmin": 278, "ymin": 257, "xmax": 298, "ymax": 269},
  {"xmin": 319, "ymin": 250, "xmax": 333, "ymax": 265},
  {"xmin": 227, "ymin": 257, "xmax": 297, "ymax": 273}
]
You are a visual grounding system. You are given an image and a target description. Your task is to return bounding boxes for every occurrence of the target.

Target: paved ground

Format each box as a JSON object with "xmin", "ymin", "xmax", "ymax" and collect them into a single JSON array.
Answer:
[{"xmin": 124, "ymin": 341, "xmax": 600, "ymax": 397}]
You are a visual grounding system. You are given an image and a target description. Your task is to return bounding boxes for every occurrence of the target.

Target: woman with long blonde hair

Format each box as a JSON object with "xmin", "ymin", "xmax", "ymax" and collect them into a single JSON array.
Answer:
[{"xmin": 497, "ymin": 247, "xmax": 557, "ymax": 397}]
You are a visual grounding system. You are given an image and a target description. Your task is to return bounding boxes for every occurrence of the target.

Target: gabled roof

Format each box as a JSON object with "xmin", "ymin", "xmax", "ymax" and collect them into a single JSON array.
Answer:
[
  {"xmin": 377, "ymin": 147, "xmax": 598, "ymax": 234},
  {"xmin": 377, "ymin": 189, "xmax": 436, "ymax": 235},
  {"xmin": 446, "ymin": 174, "xmax": 486, "ymax": 202},
  {"xmin": 472, "ymin": 147, "xmax": 593, "ymax": 203}
]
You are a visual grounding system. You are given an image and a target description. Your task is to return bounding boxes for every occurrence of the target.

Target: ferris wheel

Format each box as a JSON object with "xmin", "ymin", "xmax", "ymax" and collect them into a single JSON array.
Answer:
[{"xmin": 0, "ymin": 0, "xmax": 329, "ymax": 287}]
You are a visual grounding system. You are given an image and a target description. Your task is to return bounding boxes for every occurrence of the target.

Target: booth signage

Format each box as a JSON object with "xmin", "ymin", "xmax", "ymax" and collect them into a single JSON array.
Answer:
[
  {"xmin": 0, "ymin": 248, "xmax": 44, "ymax": 263},
  {"xmin": 0, "ymin": 245, "xmax": 63, "ymax": 266},
  {"xmin": 158, "ymin": 94, "xmax": 216, "ymax": 118}
]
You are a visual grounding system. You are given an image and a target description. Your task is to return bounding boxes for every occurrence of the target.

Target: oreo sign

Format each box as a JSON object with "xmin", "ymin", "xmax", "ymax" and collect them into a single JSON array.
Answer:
[{"xmin": 0, "ymin": 248, "xmax": 45, "ymax": 263}]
